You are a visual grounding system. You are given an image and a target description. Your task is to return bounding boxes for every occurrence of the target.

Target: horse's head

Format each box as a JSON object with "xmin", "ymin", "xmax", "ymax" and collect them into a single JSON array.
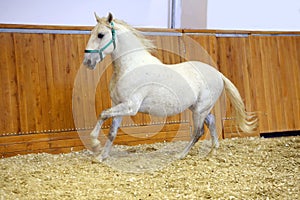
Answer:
[{"xmin": 83, "ymin": 12, "xmax": 116, "ymax": 69}]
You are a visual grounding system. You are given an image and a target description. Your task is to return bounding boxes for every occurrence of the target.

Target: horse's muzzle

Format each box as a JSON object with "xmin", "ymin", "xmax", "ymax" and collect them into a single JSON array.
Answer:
[{"xmin": 83, "ymin": 58, "xmax": 96, "ymax": 70}]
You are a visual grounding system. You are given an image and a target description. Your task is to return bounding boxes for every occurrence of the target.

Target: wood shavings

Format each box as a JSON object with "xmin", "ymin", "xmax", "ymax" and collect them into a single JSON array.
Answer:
[{"xmin": 1, "ymin": 136, "xmax": 299, "ymax": 199}]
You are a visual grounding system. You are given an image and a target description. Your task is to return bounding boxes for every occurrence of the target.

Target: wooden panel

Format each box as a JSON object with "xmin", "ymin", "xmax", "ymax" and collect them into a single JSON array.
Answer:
[
  {"xmin": 0, "ymin": 33, "xmax": 81, "ymax": 135},
  {"xmin": 248, "ymin": 36, "xmax": 269, "ymax": 131},
  {"xmin": 276, "ymin": 36, "xmax": 300, "ymax": 131},
  {"xmin": 247, "ymin": 35, "xmax": 300, "ymax": 133},
  {"xmin": 216, "ymin": 36, "xmax": 256, "ymax": 137},
  {"xmin": 0, "ymin": 131, "xmax": 84, "ymax": 158},
  {"xmin": 259, "ymin": 36, "xmax": 283, "ymax": 131},
  {"xmin": 214, "ymin": 34, "xmax": 300, "ymax": 135},
  {"xmin": 0, "ymin": 33, "xmax": 19, "ymax": 134}
]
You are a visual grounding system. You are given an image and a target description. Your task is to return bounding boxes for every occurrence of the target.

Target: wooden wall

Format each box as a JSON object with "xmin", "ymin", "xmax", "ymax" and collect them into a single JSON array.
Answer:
[{"xmin": 0, "ymin": 25, "xmax": 299, "ymax": 157}]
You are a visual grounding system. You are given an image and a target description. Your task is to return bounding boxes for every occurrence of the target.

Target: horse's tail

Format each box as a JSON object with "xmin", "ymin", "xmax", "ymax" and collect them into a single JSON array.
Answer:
[{"xmin": 221, "ymin": 74, "xmax": 257, "ymax": 133}]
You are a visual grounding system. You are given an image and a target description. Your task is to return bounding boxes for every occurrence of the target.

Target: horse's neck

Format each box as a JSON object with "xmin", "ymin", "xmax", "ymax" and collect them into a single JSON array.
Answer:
[{"xmin": 111, "ymin": 28, "xmax": 161, "ymax": 77}]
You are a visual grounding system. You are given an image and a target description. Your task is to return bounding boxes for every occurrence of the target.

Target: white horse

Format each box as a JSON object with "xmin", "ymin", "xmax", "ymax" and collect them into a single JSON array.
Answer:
[{"xmin": 83, "ymin": 13, "xmax": 257, "ymax": 162}]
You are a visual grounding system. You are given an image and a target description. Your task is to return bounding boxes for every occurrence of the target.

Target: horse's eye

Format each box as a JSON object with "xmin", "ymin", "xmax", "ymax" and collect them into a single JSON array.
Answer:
[{"xmin": 98, "ymin": 33, "xmax": 104, "ymax": 39}]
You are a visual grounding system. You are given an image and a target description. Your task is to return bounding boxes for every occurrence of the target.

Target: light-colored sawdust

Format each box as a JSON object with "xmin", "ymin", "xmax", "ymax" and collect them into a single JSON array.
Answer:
[{"xmin": 1, "ymin": 136, "xmax": 299, "ymax": 199}]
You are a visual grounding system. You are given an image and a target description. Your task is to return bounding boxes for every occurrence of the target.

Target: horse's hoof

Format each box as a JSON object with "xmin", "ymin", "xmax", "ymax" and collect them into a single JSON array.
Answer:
[
  {"xmin": 175, "ymin": 153, "xmax": 186, "ymax": 160},
  {"xmin": 95, "ymin": 154, "xmax": 108, "ymax": 162},
  {"xmin": 91, "ymin": 140, "xmax": 102, "ymax": 153},
  {"xmin": 91, "ymin": 144, "xmax": 102, "ymax": 154},
  {"xmin": 91, "ymin": 157, "xmax": 101, "ymax": 164},
  {"xmin": 214, "ymin": 142, "xmax": 220, "ymax": 149}
]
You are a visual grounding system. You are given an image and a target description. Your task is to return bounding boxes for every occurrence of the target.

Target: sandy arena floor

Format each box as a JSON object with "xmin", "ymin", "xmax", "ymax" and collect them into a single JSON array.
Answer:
[{"xmin": 1, "ymin": 136, "xmax": 299, "ymax": 199}]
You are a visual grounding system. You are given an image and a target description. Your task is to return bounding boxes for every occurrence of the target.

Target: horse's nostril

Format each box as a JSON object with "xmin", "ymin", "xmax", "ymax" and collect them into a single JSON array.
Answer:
[
  {"xmin": 83, "ymin": 59, "xmax": 96, "ymax": 70},
  {"xmin": 87, "ymin": 60, "xmax": 91, "ymax": 65},
  {"xmin": 84, "ymin": 59, "xmax": 91, "ymax": 66}
]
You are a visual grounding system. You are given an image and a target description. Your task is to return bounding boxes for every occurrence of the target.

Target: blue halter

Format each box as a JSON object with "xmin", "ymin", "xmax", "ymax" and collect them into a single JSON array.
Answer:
[{"xmin": 84, "ymin": 22, "xmax": 116, "ymax": 61}]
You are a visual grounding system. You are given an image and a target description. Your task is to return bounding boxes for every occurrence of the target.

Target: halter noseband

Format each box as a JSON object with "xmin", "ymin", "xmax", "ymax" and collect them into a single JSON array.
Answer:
[{"xmin": 84, "ymin": 22, "xmax": 116, "ymax": 61}]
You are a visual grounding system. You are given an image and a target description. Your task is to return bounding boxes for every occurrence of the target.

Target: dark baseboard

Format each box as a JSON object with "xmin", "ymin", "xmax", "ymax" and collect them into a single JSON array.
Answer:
[{"xmin": 260, "ymin": 131, "xmax": 300, "ymax": 138}]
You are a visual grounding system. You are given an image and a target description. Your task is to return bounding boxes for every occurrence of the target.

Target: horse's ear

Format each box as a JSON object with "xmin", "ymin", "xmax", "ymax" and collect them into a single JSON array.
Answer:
[
  {"xmin": 94, "ymin": 12, "xmax": 101, "ymax": 23},
  {"xmin": 107, "ymin": 12, "xmax": 113, "ymax": 23}
]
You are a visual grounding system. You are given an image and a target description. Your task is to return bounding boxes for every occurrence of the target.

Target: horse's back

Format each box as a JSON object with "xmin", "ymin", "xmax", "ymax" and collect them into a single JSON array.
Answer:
[{"xmin": 171, "ymin": 61, "xmax": 224, "ymax": 98}]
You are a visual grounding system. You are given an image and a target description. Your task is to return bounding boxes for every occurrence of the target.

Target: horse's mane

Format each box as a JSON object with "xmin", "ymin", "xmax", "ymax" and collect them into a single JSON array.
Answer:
[
  {"xmin": 113, "ymin": 19, "xmax": 156, "ymax": 50},
  {"xmin": 95, "ymin": 16, "xmax": 156, "ymax": 51}
]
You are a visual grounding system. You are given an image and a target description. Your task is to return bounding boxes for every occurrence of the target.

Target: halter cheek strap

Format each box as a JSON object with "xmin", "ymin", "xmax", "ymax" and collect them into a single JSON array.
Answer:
[{"xmin": 84, "ymin": 22, "xmax": 116, "ymax": 61}]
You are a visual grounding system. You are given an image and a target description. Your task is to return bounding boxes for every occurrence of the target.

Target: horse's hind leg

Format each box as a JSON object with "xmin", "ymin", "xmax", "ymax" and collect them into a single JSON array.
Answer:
[
  {"xmin": 176, "ymin": 110, "xmax": 208, "ymax": 159},
  {"xmin": 205, "ymin": 113, "xmax": 219, "ymax": 148},
  {"xmin": 96, "ymin": 116, "xmax": 122, "ymax": 162}
]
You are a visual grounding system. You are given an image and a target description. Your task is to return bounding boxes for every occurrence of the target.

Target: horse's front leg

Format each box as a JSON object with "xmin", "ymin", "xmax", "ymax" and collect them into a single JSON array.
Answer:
[
  {"xmin": 95, "ymin": 100, "xmax": 141, "ymax": 161},
  {"xmin": 90, "ymin": 116, "xmax": 108, "ymax": 153},
  {"xmin": 96, "ymin": 116, "xmax": 122, "ymax": 162},
  {"xmin": 101, "ymin": 100, "xmax": 141, "ymax": 118}
]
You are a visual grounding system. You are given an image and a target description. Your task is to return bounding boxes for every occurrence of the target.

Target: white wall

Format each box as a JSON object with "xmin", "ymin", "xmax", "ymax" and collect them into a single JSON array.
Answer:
[
  {"xmin": 180, "ymin": 0, "xmax": 207, "ymax": 29},
  {"xmin": 207, "ymin": 0, "xmax": 300, "ymax": 31},
  {"xmin": 1, "ymin": 0, "xmax": 300, "ymax": 31},
  {"xmin": 0, "ymin": 0, "xmax": 170, "ymax": 28}
]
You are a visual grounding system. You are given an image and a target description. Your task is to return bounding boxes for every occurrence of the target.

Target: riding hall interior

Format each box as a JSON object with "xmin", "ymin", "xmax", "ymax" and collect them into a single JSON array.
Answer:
[
  {"xmin": 1, "ymin": 3, "xmax": 300, "ymax": 198},
  {"xmin": 0, "ymin": 24, "xmax": 299, "ymax": 157}
]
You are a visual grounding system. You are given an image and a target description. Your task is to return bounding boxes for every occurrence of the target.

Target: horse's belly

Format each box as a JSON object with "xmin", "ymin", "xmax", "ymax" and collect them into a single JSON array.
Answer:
[
  {"xmin": 138, "ymin": 89, "xmax": 195, "ymax": 116},
  {"xmin": 139, "ymin": 100, "xmax": 183, "ymax": 116}
]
